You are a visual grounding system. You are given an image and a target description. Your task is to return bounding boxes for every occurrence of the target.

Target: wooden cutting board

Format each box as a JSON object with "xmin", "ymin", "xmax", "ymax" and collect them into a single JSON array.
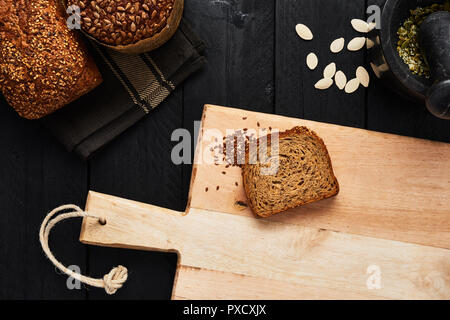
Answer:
[{"xmin": 80, "ymin": 104, "xmax": 450, "ymax": 300}]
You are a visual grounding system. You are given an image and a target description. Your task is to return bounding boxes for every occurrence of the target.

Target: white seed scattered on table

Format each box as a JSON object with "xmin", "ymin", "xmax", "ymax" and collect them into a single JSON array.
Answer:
[
  {"xmin": 306, "ymin": 53, "xmax": 318, "ymax": 70},
  {"xmin": 356, "ymin": 66, "xmax": 370, "ymax": 87},
  {"xmin": 370, "ymin": 62, "xmax": 381, "ymax": 78},
  {"xmin": 351, "ymin": 19, "xmax": 370, "ymax": 33},
  {"xmin": 330, "ymin": 38, "xmax": 345, "ymax": 53},
  {"xmin": 379, "ymin": 63, "xmax": 389, "ymax": 72},
  {"xmin": 345, "ymin": 78, "xmax": 360, "ymax": 93},
  {"xmin": 335, "ymin": 70, "xmax": 347, "ymax": 90},
  {"xmin": 366, "ymin": 38, "xmax": 375, "ymax": 49},
  {"xmin": 294, "ymin": 19, "xmax": 372, "ymax": 93},
  {"xmin": 347, "ymin": 37, "xmax": 366, "ymax": 51},
  {"xmin": 315, "ymin": 78, "xmax": 333, "ymax": 90},
  {"xmin": 295, "ymin": 24, "xmax": 313, "ymax": 40},
  {"xmin": 323, "ymin": 63, "xmax": 336, "ymax": 79},
  {"xmin": 368, "ymin": 22, "xmax": 377, "ymax": 32}
]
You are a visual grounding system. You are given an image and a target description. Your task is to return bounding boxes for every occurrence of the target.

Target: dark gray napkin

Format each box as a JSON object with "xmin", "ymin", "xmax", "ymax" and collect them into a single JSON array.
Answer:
[{"xmin": 43, "ymin": 20, "xmax": 205, "ymax": 160}]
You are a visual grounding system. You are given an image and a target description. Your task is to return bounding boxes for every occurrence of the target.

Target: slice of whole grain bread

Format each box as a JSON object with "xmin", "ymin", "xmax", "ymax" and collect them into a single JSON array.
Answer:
[{"xmin": 242, "ymin": 126, "xmax": 339, "ymax": 218}]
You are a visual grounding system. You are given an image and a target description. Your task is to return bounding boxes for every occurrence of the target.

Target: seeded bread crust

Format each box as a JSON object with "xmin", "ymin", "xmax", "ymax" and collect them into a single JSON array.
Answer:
[
  {"xmin": 242, "ymin": 126, "xmax": 340, "ymax": 218},
  {"xmin": 0, "ymin": 0, "xmax": 102, "ymax": 119}
]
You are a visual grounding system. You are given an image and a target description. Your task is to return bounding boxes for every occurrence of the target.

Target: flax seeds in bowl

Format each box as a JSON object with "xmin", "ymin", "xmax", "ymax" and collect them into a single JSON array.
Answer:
[{"xmin": 65, "ymin": 0, "xmax": 184, "ymax": 54}]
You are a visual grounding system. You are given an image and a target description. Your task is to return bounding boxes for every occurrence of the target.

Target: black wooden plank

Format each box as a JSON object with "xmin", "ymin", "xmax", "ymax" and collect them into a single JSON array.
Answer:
[
  {"xmin": 86, "ymin": 247, "xmax": 178, "ymax": 300},
  {"xmin": 182, "ymin": 0, "xmax": 229, "ymax": 124},
  {"xmin": 87, "ymin": 88, "xmax": 183, "ymax": 299},
  {"xmin": 183, "ymin": 0, "xmax": 275, "ymax": 123},
  {"xmin": 88, "ymin": 89, "xmax": 184, "ymax": 210},
  {"xmin": 0, "ymin": 98, "xmax": 87, "ymax": 299},
  {"xmin": 224, "ymin": 0, "xmax": 275, "ymax": 113},
  {"xmin": 182, "ymin": 0, "xmax": 236, "ymax": 208},
  {"xmin": 182, "ymin": 0, "xmax": 276, "ymax": 200},
  {"xmin": 275, "ymin": 0, "xmax": 367, "ymax": 129},
  {"xmin": 367, "ymin": 74, "xmax": 450, "ymax": 143}
]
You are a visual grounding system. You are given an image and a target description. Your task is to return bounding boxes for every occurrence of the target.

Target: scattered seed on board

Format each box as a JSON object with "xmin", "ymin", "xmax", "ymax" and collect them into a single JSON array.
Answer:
[
  {"xmin": 306, "ymin": 53, "xmax": 318, "ymax": 70},
  {"xmin": 335, "ymin": 70, "xmax": 347, "ymax": 90},
  {"xmin": 323, "ymin": 63, "xmax": 336, "ymax": 79},
  {"xmin": 368, "ymin": 22, "xmax": 377, "ymax": 32},
  {"xmin": 314, "ymin": 78, "xmax": 333, "ymax": 90},
  {"xmin": 295, "ymin": 23, "xmax": 313, "ymax": 40},
  {"xmin": 356, "ymin": 66, "xmax": 370, "ymax": 87},
  {"xmin": 351, "ymin": 19, "xmax": 370, "ymax": 33},
  {"xmin": 366, "ymin": 38, "xmax": 375, "ymax": 49},
  {"xmin": 345, "ymin": 78, "xmax": 360, "ymax": 93},
  {"xmin": 347, "ymin": 37, "xmax": 366, "ymax": 51},
  {"xmin": 330, "ymin": 38, "xmax": 345, "ymax": 53}
]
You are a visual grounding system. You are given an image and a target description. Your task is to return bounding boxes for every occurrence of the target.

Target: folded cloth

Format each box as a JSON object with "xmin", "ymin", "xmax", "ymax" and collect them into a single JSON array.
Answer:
[{"xmin": 42, "ymin": 20, "xmax": 206, "ymax": 160}]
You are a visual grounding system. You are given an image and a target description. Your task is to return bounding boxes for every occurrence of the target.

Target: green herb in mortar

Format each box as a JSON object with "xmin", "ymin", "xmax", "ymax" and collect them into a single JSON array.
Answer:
[{"xmin": 397, "ymin": 1, "xmax": 450, "ymax": 78}]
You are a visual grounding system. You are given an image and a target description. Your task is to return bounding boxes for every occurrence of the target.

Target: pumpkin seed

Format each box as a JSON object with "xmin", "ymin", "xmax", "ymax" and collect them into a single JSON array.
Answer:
[
  {"xmin": 323, "ymin": 63, "xmax": 336, "ymax": 79},
  {"xmin": 370, "ymin": 62, "xmax": 381, "ymax": 78},
  {"xmin": 306, "ymin": 53, "xmax": 318, "ymax": 70},
  {"xmin": 351, "ymin": 19, "xmax": 369, "ymax": 33},
  {"xmin": 314, "ymin": 78, "xmax": 333, "ymax": 90},
  {"xmin": 366, "ymin": 38, "xmax": 375, "ymax": 49},
  {"xmin": 330, "ymin": 38, "xmax": 345, "ymax": 53},
  {"xmin": 379, "ymin": 63, "xmax": 389, "ymax": 72},
  {"xmin": 368, "ymin": 22, "xmax": 377, "ymax": 31},
  {"xmin": 335, "ymin": 70, "xmax": 347, "ymax": 90},
  {"xmin": 295, "ymin": 24, "xmax": 313, "ymax": 40},
  {"xmin": 347, "ymin": 37, "xmax": 366, "ymax": 51},
  {"xmin": 356, "ymin": 66, "xmax": 370, "ymax": 87},
  {"xmin": 345, "ymin": 78, "xmax": 360, "ymax": 93}
]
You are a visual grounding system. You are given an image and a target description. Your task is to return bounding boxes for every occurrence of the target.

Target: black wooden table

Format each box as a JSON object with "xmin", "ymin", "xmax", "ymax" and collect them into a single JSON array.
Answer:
[{"xmin": 1, "ymin": 0, "xmax": 449, "ymax": 300}]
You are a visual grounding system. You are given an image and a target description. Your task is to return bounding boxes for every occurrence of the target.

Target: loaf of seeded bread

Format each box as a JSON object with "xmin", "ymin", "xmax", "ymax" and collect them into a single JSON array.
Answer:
[
  {"xmin": 0, "ymin": 0, "xmax": 102, "ymax": 119},
  {"xmin": 242, "ymin": 126, "xmax": 339, "ymax": 218}
]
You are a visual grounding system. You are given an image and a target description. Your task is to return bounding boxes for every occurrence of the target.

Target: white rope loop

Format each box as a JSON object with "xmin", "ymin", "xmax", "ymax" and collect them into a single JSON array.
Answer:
[{"xmin": 39, "ymin": 204, "xmax": 128, "ymax": 295}]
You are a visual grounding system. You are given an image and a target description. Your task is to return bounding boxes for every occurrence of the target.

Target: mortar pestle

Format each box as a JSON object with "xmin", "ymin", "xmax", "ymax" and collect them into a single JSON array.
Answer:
[
  {"xmin": 421, "ymin": 11, "xmax": 450, "ymax": 119},
  {"xmin": 367, "ymin": 0, "xmax": 450, "ymax": 119}
]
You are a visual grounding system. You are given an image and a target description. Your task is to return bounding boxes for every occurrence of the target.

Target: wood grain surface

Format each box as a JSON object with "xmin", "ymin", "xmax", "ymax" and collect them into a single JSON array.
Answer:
[
  {"xmin": 188, "ymin": 105, "xmax": 450, "ymax": 249},
  {"xmin": 80, "ymin": 105, "xmax": 450, "ymax": 300},
  {"xmin": 80, "ymin": 191, "xmax": 450, "ymax": 300},
  {"xmin": 1, "ymin": 0, "xmax": 450, "ymax": 299}
]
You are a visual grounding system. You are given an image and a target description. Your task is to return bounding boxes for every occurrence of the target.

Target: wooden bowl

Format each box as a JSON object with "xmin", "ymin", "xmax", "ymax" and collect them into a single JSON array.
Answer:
[{"xmin": 64, "ymin": 0, "xmax": 184, "ymax": 55}]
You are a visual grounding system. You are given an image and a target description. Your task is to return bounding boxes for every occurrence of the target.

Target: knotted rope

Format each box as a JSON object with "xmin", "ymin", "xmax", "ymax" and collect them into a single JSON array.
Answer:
[{"xmin": 39, "ymin": 204, "xmax": 128, "ymax": 295}]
